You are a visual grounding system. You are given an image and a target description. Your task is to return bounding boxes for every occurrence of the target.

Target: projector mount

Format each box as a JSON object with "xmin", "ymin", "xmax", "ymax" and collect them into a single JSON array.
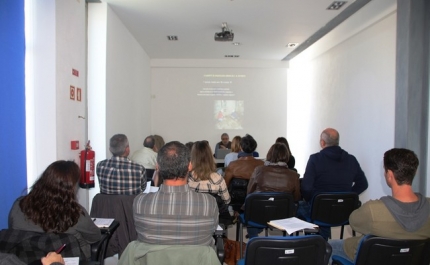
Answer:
[{"xmin": 214, "ymin": 22, "xmax": 234, "ymax": 42}]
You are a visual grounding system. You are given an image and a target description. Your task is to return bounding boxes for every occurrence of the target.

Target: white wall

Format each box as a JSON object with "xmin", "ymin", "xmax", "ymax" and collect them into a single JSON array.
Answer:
[
  {"xmin": 150, "ymin": 59, "xmax": 289, "ymax": 156},
  {"xmin": 88, "ymin": 3, "xmax": 152, "ymax": 207},
  {"xmin": 105, "ymin": 6, "xmax": 151, "ymax": 156},
  {"xmin": 26, "ymin": 0, "xmax": 87, "ymax": 187},
  {"xmin": 287, "ymin": 3, "xmax": 397, "ymax": 202}
]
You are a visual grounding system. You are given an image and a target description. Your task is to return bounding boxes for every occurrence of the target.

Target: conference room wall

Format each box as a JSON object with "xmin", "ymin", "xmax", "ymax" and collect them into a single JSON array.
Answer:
[
  {"xmin": 287, "ymin": 9, "xmax": 397, "ymax": 203},
  {"xmin": 87, "ymin": 3, "xmax": 152, "ymax": 207},
  {"xmin": 150, "ymin": 60, "xmax": 289, "ymax": 157}
]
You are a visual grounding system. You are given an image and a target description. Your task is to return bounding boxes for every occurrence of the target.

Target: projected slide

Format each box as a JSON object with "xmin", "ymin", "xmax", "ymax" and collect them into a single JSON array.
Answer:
[{"xmin": 214, "ymin": 100, "xmax": 244, "ymax": 129}]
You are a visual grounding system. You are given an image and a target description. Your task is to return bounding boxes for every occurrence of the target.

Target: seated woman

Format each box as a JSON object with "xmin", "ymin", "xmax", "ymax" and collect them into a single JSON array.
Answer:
[
  {"xmin": 8, "ymin": 161, "xmax": 101, "ymax": 260},
  {"xmin": 276, "ymin": 137, "xmax": 296, "ymax": 171},
  {"xmin": 188, "ymin": 141, "xmax": 231, "ymax": 215},
  {"xmin": 224, "ymin": 136, "xmax": 241, "ymax": 167},
  {"xmin": 246, "ymin": 143, "xmax": 301, "ymax": 238}
]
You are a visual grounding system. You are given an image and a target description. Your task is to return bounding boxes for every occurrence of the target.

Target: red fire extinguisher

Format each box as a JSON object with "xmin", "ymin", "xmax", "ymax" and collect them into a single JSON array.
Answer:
[{"xmin": 79, "ymin": 140, "xmax": 95, "ymax": 188}]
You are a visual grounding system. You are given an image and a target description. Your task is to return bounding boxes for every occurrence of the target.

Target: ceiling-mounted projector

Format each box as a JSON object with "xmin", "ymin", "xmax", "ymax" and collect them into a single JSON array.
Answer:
[{"xmin": 214, "ymin": 22, "xmax": 234, "ymax": 42}]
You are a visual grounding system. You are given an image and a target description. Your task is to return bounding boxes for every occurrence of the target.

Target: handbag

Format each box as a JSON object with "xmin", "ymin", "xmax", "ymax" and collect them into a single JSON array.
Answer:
[{"xmin": 223, "ymin": 238, "xmax": 246, "ymax": 265}]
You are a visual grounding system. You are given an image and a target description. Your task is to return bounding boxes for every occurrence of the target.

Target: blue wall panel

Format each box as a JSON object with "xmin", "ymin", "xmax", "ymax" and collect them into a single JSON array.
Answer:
[{"xmin": 0, "ymin": 0, "xmax": 28, "ymax": 229}]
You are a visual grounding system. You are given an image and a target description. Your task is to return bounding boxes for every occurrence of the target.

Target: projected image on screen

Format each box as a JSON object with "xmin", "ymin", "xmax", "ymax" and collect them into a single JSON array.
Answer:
[{"xmin": 214, "ymin": 100, "xmax": 244, "ymax": 129}]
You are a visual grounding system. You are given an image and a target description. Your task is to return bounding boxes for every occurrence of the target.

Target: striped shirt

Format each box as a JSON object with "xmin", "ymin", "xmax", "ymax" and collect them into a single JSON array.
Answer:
[
  {"xmin": 188, "ymin": 172, "xmax": 231, "ymax": 204},
  {"xmin": 96, "ymin": 156, "xmax": 146, "ymax": 195},
  {"xmin": 133, "ymin": 184, "xmax": 219, "ymax": 246}
]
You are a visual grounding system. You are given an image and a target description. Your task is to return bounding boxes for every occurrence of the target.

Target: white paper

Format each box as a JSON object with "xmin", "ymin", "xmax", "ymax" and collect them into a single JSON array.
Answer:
[
  {"xmin": 143, "ymin": 181, "xmax": 159, "ymax": 193},
  {"xmin": 64, "ymin": 257, "xmax": 79, "ymax": 265},
  {"xmin": 93, "ymin": 218, "xmax": 114, "ymax": 228},
  {"xmin": 216, "ymin": 225, "xmax": 223, "ymax": 231},
  {"xmin": 268, "ymin": 217, "xmax": 318, "ymax": 235}
]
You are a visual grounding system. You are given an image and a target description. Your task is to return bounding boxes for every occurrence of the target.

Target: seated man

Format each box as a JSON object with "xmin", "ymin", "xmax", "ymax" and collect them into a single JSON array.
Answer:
[
  {"xmin": 133, "ymin": 141, "xmax": 219, "ymax": 246},
  {"xmin": 329, "ymin": 148, "xmax": 430, "ymax": 263},
  {"xmin": 96, "ymin": 134, "xmax": 146, "ymax": 195},
  {"xmin": 131, "ymin": 135, "xmax": 158, "ymax": 170},
  {"xmin": 224, "ymin": 134, "xmax": 264, "ymax": 187},
  {"xmin": 214, "ymin": 133, "xmax": 231, "ymax": 158},
  {"xmin": 297, "ymin": 128, "xmax": 368, "ymax": 240}
]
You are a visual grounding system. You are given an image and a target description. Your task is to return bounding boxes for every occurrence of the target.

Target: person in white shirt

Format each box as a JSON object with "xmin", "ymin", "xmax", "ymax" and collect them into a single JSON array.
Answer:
[{"xmin": 131, "ymin": 135, "xmax": 158, "ymax": 170}]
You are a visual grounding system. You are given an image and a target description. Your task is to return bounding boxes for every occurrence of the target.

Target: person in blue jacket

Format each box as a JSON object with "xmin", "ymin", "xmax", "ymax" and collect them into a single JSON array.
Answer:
[{"xmin": 297, "ymin": 128, "xmax": 368, "ymax": 240}]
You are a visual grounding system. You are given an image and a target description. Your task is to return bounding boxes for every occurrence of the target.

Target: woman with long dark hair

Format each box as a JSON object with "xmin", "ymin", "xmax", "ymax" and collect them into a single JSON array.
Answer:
[{"xmin": 8, "ymin": 161, "xmax": 101, "ymax": 259}]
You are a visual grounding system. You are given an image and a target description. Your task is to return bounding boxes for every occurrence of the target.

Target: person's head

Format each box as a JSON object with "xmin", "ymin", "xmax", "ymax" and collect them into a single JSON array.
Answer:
[
  {"xmin": 109, "ymin": 134, "xmax": 129, "ymax": 157},
  {"xmin": 266, "ymin": 143, "xmax": 290, "ymax": 163},
  {"xmin": 320, "ymin": 128, "xmax": 339, "ymax": 148},
  {"xmin": 240, "ymin": 134, "xmax": 257, "ymax": 153},
  {"xmin": 190, "ymin": 141, "xmax": 216, "ymax": 180},
  {"xmin": 231, "ymin": 136, "xmax": 242, "ymax": 152},
  {"xmin": 221, "ymin": 133, "xmax": 230, "ymax": 146},
  {"xmin": 185, "ymin": 141, "xmax": 194, "ymax": 151},
  {"xmin": 157, "ymin": 141, "xmax": 190, "ymax": 180},
  {"xmin": 153, "ymin": 134, "xmax": 165, "ymax": 153},
  {"xmin": 276, "ymin": 137, "xmax": 292, "ymax": 156},
  {"xmin": 383, "ymin": 148, "xmax": 419, "ymax": 186},
  {"xmin": 20, "ymin": 161, "xmax": 83, "ymax": 233},
  {"xmin": 143, "ymin": 135, "xmax": 155, "ymax": 149}
]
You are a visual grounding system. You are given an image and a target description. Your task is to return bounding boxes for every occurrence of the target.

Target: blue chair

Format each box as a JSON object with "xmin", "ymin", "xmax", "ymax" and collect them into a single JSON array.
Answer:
[
  {"xmin": 237, "ymin": 192, "xmax": 295, "ymax": 258},
  {"xmin": 306, "ymin": 192, "xmax": 360, "ymax": 239},
  {"xmin": 331, "ymin": 235, "xmax": 430, "ymax": 265},
  {"xmin": 237, "ymin": 235, "xmax": 332, "ymax": 265}
]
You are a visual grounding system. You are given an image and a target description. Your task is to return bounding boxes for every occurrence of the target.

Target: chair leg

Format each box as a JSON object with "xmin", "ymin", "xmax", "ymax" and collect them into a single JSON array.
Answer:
[
  {"xmin": 236, "ymin": 222, "xmax": 240, "ymax": 241},
  {"xmin": 239, "ymin": 223, "xmax": 244, "ymax": 259},
  {"xmin": 340, "ymin": 225, "xmax": 344, "ymax": 239},
  {"xmin": 265, "ymin": 228, "xmax": 268, "ymax": 237}
]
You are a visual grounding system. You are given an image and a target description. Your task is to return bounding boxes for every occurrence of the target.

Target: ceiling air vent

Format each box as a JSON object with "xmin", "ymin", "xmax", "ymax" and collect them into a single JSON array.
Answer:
[
  {"xmin": 167, "ymin": 36, "xmax": 178, "ymax": 41},
  {"xmin": 327, "ymin": 1, "xmax": 347, "ymax": 10}
]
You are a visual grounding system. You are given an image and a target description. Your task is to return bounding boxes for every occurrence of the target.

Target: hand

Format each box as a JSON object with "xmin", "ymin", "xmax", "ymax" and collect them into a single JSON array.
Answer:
[
  {"xmin": 41, "ymin": 252, "xmax": 64, "ymax": 265},
  {"xmin": 220, "ymin": 145, "xmax": 227, "ymax": 149}
]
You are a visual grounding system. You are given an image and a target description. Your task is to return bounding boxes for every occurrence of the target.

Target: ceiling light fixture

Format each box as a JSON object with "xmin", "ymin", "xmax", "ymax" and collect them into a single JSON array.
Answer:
[
  {"xmin": 287, "ymin": 43, "xmax": 299, "ymax": 48},
  {"xmin": 167, "ymin": 36, "xmax": 178, "ymax": 41},
  {"xmin": 327, "ymin": 1, "xmax": 347, "ymax": 10}
]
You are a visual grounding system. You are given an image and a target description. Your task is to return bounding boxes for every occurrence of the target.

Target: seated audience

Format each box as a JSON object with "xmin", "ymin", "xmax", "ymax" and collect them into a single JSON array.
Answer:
[
  {"xmin": 297, "ymin": 128, "xmax": 368, "ymax": 240},
  {"xmin": 8, "ymin": 161, "xmax": 101, "ymax": 260},
  {"xmin": 329, "ymin": 148, "xmax": 430, "ymax": 263},
  {"xmin": 245, "ymin": 143, "xmax": 301, "ymax": 238},
  {"xmin": 224, "ymin": 136, "xmax": 241, "ymax": 167},
  {"xmin": 214, "ymin": 132, "xmax": 231, "ymax": 158},
  {"xmin": 96, "ymin": 134, "xmax": 146, "ymax": 195},
  {"xmin": 133, "ymin": 141, "xmax": 219, "ymax": 246},
  {"xmin": 188, "ymin": 141, "xmax": 231, "ymax": 212},
  {"xmin": 153, "ymin": 134, "xmax": 165, "ymax": 153},
  {"xmin": 131, "ymin": 135, "xmax": 157, "ymax": 170},
  {"xmin": 275, "ymin": 136, "xmax": 296, "ymax": 171},
  {"xmin": 224, "ymin": 134, "xmax": 264, "ymax": 187}
]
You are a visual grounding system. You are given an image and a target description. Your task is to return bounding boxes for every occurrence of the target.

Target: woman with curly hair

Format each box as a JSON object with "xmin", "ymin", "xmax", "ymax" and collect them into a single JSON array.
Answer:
[
  {"xmin": 188, "ymin": 141, "xmax": 231, "ymax": 207},
  {"xmin": 8, "ymin": 161, "xmax": 101, "ymax": 259}
]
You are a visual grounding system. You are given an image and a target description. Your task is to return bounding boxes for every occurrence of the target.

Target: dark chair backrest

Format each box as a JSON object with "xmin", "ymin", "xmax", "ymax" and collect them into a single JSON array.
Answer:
[
  {"xmin": 243, "ymin": 192, "xmax": 295, "ymax": 226},
  {"xmin": 243, "ymin": 235, "xmax": 331, "ymax": 265},
  {"xmin": 0, "ymin": 229, "xmax": 84, "ymax": 264},
  {"xmin": 228, "ymin": 178, "xmax": 249, "ymax": 210},
  {"xmin": 90, "ymin": 193, "xmax": 137, "ymax": 257},
  {"xmin": 310, "ymin": 192, "xmax": 359, "ymax": 226},
  {"xmin": 353, "ymin": 235, "xmax": 430, "ymax": 265}
]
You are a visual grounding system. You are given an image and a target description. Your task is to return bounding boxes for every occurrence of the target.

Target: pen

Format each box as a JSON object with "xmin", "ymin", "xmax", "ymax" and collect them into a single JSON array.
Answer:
[
  {"xmin": 93, "ymin": 218, "xmax": 96, "ymax": 222},
  {"xmin": 55, "ymin": 243, "xmax": 66, "ymax": 254}
]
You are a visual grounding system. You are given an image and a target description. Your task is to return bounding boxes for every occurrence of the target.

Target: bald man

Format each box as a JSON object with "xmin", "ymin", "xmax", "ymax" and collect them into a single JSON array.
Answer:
[{"xmin": 297, "ymin": 128, "xmax": 368, "ymax": 240}]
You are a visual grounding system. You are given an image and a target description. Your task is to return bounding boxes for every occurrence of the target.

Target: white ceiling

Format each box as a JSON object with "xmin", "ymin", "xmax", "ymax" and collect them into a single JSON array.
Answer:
[{"xmin": 97, "ymin": 0, "xmax": 376, "ymax": 61}]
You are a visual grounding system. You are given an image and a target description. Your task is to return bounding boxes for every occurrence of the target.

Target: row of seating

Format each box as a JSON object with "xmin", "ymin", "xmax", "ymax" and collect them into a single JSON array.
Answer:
[{"xmin": 238, "ymin": 235, "xmax": 430, "ymax": 265}]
